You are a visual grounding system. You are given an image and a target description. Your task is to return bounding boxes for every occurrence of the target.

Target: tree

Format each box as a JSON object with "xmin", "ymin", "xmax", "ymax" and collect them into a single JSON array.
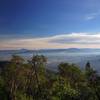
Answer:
[
  {"xmin": 85, "ymin": 61, "xmax": 100, "ymax": 100},
  {"xmin": 4, "ymin": 55, "xmax": 25, "ymax": 100},
  {"xmin": 50, "ymin": 76, "xmax": 79, "ymax": 100},
  {"xmin": 58, "ymin": 63, "xmax": 85, "ymax": 86},
  {"xmin": 85, "ymin": 61, "xmax": 91, "ymax": 71},
  {"xmin": 26, "ymin": 55, "xmax": 47, "ymax": 100}
]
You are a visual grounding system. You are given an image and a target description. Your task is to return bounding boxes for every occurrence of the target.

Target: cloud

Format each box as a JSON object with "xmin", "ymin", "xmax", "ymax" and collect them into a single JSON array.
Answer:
[
  {"xmin": 1, "ymin": 33, "xmax": 100, "ymax": 49},
  {"xmin": 85, "ymin": 15, "xmax": 95, "ymax": 20},
  {"xmin": 85, "ymin": 12, "xmax": 100, "ymax": 20},
  {"xmin": 48, "ymin": 33, "xmax": 100, "ymax": 44}
]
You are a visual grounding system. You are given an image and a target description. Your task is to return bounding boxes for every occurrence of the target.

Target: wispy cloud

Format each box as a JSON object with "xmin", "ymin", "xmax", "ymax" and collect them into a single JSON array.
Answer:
[
  {"xmin": 1, "ymin": 33, "xmax": 100, "ymax": 49},
  {"xmin": 48, "ymin": 33, "xmax": 100, "ymax": 44},
  {"xmin": 85, "ymin": 12, "xmax": 100, "ymax": 20}
]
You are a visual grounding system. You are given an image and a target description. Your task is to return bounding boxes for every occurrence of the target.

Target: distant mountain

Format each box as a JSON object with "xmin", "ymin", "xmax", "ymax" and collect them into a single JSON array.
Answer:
[
  {"xmin": 1, "ymin": 48, "xmax": 100, "ymax": 54},
  {"xmin": 37, "ymin": 48, "xmax": 100, "ymax": 53},
  {"xmin": 66, "ymin": 48, "xmax": 100, "ymax": 52}
]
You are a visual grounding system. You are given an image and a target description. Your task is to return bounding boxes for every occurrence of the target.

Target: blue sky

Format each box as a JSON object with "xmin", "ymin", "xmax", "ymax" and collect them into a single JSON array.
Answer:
[{"xmin": 1, "ymin": 0, "xmax": 100, "ymax": 49}]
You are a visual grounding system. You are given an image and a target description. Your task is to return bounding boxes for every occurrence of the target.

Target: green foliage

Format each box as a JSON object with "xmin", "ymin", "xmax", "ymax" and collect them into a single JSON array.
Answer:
[
  {"xmin": 50, "ymin": 77, "xmax": 79, "ymax": 100},
  {"xmin": 58, "ymin": 63, "xmax": 85, "ymax": 86},
  {"xmin": 0, "ymin": 76, "xmax": 8, "ymax": 100},
  {"xmin": 0, "ymin": 55, "xmax": 100, "ymax": 100}
]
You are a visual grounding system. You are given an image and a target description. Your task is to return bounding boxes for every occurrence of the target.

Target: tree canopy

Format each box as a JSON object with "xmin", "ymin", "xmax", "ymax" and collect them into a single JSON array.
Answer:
[{"xmin": 0, "ymin": 55, "xmax": 100, "ymax": 100}]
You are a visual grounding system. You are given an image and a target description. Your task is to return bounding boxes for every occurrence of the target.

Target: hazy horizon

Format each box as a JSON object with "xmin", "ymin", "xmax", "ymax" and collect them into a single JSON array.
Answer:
[{"xmin": 2, "ymin": 47, "xmax": 100, "ymax": 51}]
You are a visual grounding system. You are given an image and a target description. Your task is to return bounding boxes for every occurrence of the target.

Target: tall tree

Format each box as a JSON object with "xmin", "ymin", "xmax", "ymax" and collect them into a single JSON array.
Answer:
[
  {"xmin": 4, "ymin": 55, "xmax": 24, "ymax": 100},
  {"xmin": 26, "ymin": 55, "xmax": 47, "ymax": 100}
]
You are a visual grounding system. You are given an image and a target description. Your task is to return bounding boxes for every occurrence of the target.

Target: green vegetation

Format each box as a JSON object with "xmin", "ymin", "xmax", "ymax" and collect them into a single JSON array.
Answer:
[{"xmin": 0, "ymin": 55, "xmax": 100, "ymax": 100}]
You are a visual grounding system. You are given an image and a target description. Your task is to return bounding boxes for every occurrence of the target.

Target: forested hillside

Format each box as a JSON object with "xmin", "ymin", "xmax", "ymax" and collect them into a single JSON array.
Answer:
[{"xmin": 0, "ymin": 55, "xmax": 100, "ymax": 100}]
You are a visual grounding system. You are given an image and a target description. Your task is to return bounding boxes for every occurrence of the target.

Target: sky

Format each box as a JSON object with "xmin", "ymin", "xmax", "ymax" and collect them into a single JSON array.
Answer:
[{"xmin": 1, "ymin": 0, "xmax": 100, "ymax": 49}]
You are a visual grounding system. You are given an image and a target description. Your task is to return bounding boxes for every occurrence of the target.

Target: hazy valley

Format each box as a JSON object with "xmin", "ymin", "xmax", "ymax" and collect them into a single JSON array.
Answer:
[{"xmin": 0, "ymin": 48, "xmax": 100, "ymax": 72}]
